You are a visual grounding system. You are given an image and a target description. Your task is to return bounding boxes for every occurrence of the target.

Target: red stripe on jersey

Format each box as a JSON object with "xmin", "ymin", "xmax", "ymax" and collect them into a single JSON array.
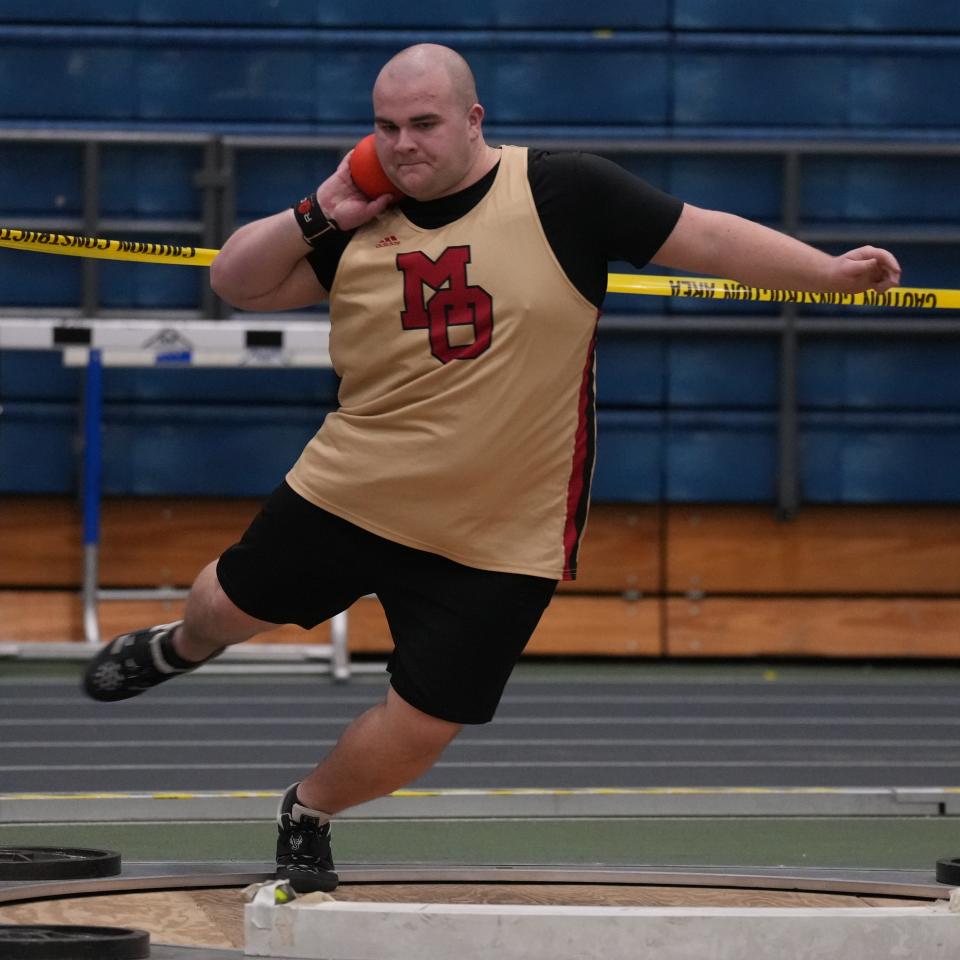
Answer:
[{"xmin": 562, "ymin": 327, "xmax": 598, "ymax": 579}]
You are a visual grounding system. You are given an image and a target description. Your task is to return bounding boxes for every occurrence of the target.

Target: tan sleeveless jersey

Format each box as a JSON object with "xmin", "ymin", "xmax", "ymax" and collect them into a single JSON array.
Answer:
[{"xmin": 286, "ymin": 145, "xmax": 599, "ymax": 580}]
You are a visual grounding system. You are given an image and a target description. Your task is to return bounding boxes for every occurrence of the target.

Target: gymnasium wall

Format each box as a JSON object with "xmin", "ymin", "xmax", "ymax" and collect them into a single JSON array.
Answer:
[
  {"xmin": 1, "ymin": 4, "xmax": 959, "ymax": 656},
  {"xmin": 2, "ymin": 4, "xmax": 959, "ymax": 502}
]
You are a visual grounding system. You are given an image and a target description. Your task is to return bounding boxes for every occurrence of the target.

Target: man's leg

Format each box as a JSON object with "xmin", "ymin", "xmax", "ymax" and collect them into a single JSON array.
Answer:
[
  {"xmin": 298, "ymin": 686, "xmax": 462, "ymax": 813},
  {"xmin": 275, "ymin": 687, "xmax": 461, "ymax": 893},
  {"xmin": 83, "ymin": 559, "xmax": 276, "ymax": 701},
  {"xmin": 172, "ymin": 559, "xmax": 276, "ymax": 661}
]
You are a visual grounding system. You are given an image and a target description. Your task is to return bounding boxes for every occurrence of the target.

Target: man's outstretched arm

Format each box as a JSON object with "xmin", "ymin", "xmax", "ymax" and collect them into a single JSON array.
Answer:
[{"xmin": 651, "ymin": 203, "xmax": 901, "ymax": 294}]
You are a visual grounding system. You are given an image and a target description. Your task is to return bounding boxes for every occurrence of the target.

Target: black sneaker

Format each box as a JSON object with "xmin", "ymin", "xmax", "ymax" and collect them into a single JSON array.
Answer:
[
  {"xmin": 276, "ymin": 782, "xmax": 339, "ymax": 893},
  {"xmin": 83, "ymin": 621, "xmax": 205, "ymax": 702}
]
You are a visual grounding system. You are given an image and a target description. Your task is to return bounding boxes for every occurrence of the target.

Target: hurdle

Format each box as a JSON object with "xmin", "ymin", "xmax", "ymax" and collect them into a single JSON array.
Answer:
[{"xmin": 0, "ymin": 315, "xmax": 355, "ymax": 678}]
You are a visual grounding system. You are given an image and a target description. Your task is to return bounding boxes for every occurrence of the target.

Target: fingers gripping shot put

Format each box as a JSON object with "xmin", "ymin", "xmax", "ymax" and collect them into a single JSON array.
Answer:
[
  {"xmin": 350, "ymin": 133, "xmax": 408, "ymax": 201},
  {"xmin": 82, "ymin": 43, "xmax": 902, "ymax": 893}
]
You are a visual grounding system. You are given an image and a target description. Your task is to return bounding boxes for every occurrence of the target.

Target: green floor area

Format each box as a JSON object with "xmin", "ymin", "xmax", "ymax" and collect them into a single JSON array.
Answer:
[{"xmin": 2, "ymin": 817, "xmax": 957, "ymax": 871}]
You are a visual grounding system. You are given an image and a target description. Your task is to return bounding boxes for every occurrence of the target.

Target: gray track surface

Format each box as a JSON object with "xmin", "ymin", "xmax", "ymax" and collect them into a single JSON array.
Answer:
[{"xmin": 3, "ymin": 664, "xmax": 960, "ymax": 793}]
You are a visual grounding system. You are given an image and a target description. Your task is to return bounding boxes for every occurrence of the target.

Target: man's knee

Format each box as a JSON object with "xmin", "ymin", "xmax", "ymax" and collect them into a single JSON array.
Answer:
[
  {"xmin": 385, "ymin": 687, "xmax": 463, "ymax": 755},
  {"xmin": 183, "ymin": 560, "xmax": 275, "ymax": 648}
]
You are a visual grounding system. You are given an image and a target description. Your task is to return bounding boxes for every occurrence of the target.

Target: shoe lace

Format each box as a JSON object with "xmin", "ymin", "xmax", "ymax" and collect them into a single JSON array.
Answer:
[{"xmin": 282, "ymin": 815, "xmax": 330, "ymax": 852}]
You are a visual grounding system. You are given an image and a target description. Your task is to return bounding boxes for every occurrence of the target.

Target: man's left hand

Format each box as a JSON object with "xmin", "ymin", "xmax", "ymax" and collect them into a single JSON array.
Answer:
[{"xmin": 832, "ymin": 246, "xmax": 902, "ymax": 293}]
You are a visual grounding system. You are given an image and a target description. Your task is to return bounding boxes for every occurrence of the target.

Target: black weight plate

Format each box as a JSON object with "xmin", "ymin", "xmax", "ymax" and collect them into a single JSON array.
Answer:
[
  {"xmin": 0, "ymin": 847, "xmax": 121, "ymax": 881},
  {"xmin": 0, "ymin": 924, "xmax": 149, "ymax": 959},
  {"xmin": 936, "ymin": 857, "xmax": 960, "ymax": 884}
]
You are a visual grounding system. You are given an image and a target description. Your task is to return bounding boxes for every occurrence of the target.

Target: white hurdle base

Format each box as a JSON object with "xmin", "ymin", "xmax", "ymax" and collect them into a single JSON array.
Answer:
[{"xmin": 245, "ymin": 898, "xmax": 960, "ymax": 960}]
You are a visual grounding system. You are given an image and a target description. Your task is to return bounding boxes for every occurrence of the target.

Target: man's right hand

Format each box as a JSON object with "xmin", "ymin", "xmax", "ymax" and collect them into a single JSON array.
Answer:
[
  {"xmin": 210, "ymin": 152, "xmax": 397, "ymax": 312},
  {"xmin": 316, "ymin": 153, "xmax": 395, "ymax": 231}
]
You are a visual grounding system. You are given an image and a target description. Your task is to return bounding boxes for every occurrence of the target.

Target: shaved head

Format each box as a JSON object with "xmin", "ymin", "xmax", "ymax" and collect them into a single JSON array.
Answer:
[
  {"xmin": 370, "ymin": 44, "xmax": 496, "ymax": 200},
  {"xmin": 375, "ymin": 44, "xmax": 478, "ymax": 112}
]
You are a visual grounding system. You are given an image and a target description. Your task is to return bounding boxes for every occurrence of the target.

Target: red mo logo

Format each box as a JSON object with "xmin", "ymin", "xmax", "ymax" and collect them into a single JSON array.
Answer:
[{"xmin": 396, "ymin": 246, "xmax": 494, "ymax": 363}]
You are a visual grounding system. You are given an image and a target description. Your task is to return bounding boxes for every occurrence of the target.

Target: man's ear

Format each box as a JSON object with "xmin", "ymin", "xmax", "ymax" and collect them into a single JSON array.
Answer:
[{"xmin": 467, "ymin": 103, "xmax": 484, "ymax": 139}]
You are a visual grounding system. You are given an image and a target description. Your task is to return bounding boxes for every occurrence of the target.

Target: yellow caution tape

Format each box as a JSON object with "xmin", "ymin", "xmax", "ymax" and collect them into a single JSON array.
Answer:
[
  {"xmin": 1, "ymin": 227, "xmax": 957, "ymax": 310},
  {"xmin": 0, "ymin": 227, "xmax": 218, "ymax": 266},
  {"xmin": 607, "ymin": 272, "xmax": 960, "ymax": 310}
]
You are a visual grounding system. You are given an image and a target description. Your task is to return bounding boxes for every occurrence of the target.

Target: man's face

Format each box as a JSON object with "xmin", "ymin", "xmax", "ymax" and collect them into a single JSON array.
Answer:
[{"xmin": 372, "ymin": 65, "xmax": 482, "ymax": 201}]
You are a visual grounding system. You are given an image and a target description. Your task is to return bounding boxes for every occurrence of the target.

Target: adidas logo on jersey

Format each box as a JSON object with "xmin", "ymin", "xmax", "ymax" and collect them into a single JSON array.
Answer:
[{"xmin": 376, "ymin": 234, "xmax": 401, "ymax": 248}]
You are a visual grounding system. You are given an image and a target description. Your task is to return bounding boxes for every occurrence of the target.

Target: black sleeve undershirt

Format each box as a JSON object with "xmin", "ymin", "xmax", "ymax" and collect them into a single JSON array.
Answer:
[
  {"xmin": 303, "ymin": 223, "xmax": 353, "ymax": 294},
  {"xmin": 305, "ymin": 149, "xmax": 684, "ymax": 307},
  {"xmin": 525, "ymin": 149, "xmax": 683, "ymax": 306}
]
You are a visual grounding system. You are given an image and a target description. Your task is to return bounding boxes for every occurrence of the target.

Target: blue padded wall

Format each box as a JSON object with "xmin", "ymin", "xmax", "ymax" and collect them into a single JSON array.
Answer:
[
  {"xmin": 0, "ymin": 402, "xmax": 79, "ymax": 493},
  {"xmin": 803, "ymin": 413, "xmax": 960, "ymax": 502},
  {"xmin": 0, "ymin": 28, "xmax": 673, "ymax": 129},
  {"xmin": 1, "ymin": 7, "xmax": 959, "ymax": 505},
  {"xmin": 665, "ymin": 412, "xmax": 778, "ymax": 502},
  {"xmin": 0, "ymin": 1, "xmax": 670, "ymax": 28},
  {"xmin": 8, "ymin": 1, "xmax": 954, "ymax": 31},
  {"xmin": 674, "ymin": 2, "xmax": 960, "ymax": 32},
  {"xmin": 4, "ymin": 27, "xmax": 958, "ymax": 133},
  {"xmin": 593, "ymin": 411, "xmax": 665, "ymax": 502},
  {"xmin": 672, "ymin": 34, "xmax": 960, "ymax": 131},
  {"xmin": 0, "ymin": 253, "xmax": 82, "ymax": 306},
  {"xmin": 102, "ymin": 147, "xmax": 205, "ymax": 219},
  {"xmin": 802, "ymin": 156, "xmax": 960, "ymax": 223},
  {"xmin": 0, "ymin": 34, "xmax": 138, "ymax": 122},
  {"xmin": 0, "ymin": 143, "xmax": 82, "ymax": 217},
  {"xmin": 0, "ymin": 403, "xmax": 326, "ymax": 496},
  {"xmin": 0, "ymin": 352, "xmax": 341, "ymax": 495},
  {"xmin": 235, "ymin": 150, "xmax": 342, "ymax": 221},
  {"xmin": 0, "ymin": 1, "xmax": 141, "ymax": 23},
  {"xmin": 99, "ymin": 404, "xmax": 326, "ymax": 496}
]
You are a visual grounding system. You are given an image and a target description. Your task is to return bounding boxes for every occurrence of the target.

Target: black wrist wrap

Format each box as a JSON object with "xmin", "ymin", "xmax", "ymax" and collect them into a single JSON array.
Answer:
[{"xmin": 293, "ymin": 194, "xmax": 338, "ymax": 246}]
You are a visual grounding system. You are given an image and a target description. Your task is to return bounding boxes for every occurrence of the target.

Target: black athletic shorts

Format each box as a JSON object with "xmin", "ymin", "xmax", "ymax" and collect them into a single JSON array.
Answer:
[{"xmin": 216, "ymin": 481, "xmax": 558, "ymax": 724}]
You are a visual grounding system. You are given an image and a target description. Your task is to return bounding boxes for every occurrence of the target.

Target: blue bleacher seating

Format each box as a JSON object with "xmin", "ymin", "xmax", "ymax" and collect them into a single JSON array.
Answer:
[
  {"xmin": 99, "ymin": 256, "xmax": 207, "ymax": 310},
  {"xmin": 235, "ymin": 150, "xmax": 343, "ymax": 221},
  {"xmin": 102, "ymin": 147, "xmax": 204, "ymax": 219},
  {"xmin": 674, "ymin": 1, "xmax": 960, "ymax": 32},
  {"xmin": 0, "ymin": 143, "xmax": 83, "ymax": 217},
  {"xmin": 0, "ymin": 401, "xmax": 79, "ymax": 493},
  {"xmin": 100, "ymin": 403, "xmax": 326, "ymax": 496},
  {"xmin": 672, "ymin": 34, "xmax": 960, "ymax": 130},
  {"xmin": 802, "ymin": 156, "xmax": 960, "ymax": 223},
  {"xmin": 803, "ymin": 412, "xmax": 960, "ymax": 502},
  {"xmin": 664, "ymin": 411, "xmax": 778, "ymax": 502},
  {"xmin": 592, "ymin": 411, "xmax": 666, "ymax": 502},
  {"xmin": 2, "ymin": 9, "xmax": 960, "ymax": 504},
  {"xmin": 0, "ymin": 1, "xmax": 670, "ymax": 29},
  {"xmin": 0, "ymin": 250, "xmax": 81, "ymax": 306},
  {"xmin": 5, "ymin": 27, "xmax": 958, "ymax": 132},
  {"xmin": 0, "ymin": 28, "xmax": 673, "ymax": 128}
]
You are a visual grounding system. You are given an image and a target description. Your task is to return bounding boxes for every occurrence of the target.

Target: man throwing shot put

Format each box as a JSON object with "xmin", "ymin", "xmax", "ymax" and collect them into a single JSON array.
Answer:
[{"xmin": 83, "ymin": 43, "xmax": 901, "ymax": 892}]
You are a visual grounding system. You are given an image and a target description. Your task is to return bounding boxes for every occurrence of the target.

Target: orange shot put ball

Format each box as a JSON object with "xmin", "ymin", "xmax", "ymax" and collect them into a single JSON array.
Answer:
[{"xmin": 349, "ymin": 134, "xmax": 405, "ymax": 200}]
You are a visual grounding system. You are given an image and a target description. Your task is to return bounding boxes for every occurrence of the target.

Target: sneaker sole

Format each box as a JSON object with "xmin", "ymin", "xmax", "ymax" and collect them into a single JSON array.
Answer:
[{"xmin": 276, "ymin": 868, "xmax": 340, "ymax": 894}]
